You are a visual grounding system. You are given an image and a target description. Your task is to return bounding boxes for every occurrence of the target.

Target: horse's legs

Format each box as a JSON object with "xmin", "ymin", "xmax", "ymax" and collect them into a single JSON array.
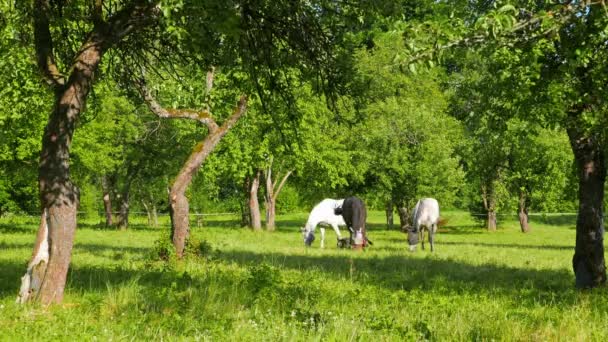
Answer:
[
  {"xmin": 320, "ymin": 227, "xmax": 326, "ymax": 248},
  {"xmin": 331, "ymin": 224, "xmax": 342, "ymax": 239},
  {"xmin": 420, "ymin": 227, "xmax": 425, "ymax": 250},
  {"xmin": 430, "ymin": 223, "xmax": 437, "ymax": 252}
]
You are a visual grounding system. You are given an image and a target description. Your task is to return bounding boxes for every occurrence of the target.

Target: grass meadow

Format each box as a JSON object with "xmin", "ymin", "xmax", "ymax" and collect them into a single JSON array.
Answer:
[{"xmin": 1, "ymin": 210, "xmax": 608, "ymax": 341}]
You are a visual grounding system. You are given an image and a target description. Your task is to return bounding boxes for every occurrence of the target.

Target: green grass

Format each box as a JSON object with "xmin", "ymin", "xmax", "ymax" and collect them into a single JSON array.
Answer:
[{"xmin": 1, "ymin": 211, "xmax": 607, "ymax": 341}]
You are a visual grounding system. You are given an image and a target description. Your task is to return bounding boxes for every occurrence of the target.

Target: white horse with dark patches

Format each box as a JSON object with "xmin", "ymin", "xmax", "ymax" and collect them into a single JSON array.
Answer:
[
  {"xmin": 301, "ymin": 198, "xmax": 345, "ymax": 248},
  {"xmin": 408, "ymin": 198, "xmax": 440, "ymax": 252}
]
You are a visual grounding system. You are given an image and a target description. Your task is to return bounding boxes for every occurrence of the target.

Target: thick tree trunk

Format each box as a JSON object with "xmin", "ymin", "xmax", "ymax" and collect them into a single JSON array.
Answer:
[
  {"xmin": 19, "ymin": 0, "xmax": 160, "ymax": 305},
  {"xmin": 568, "ymin": 126, "xmax": 606, "ymax": 288},
  {"xmin": 22, "ymin": 14, "xmax": 105, "ymax": 304},
  {"xmin": 250, "ymin": 171, "xmax": 262, "ymax": 231},
  {"xmin": 101, "ymin": 176, "xmax": 113, "ymax": 227},
  {"xmin": 518, "ymin": 190, "xmax": 530, "ymax": 233},
  {"xmin": 386, "ymin": 199, "xmax": 394, "ymax": 229},
  {"xmin": 241, "ymin": 176, "xmax": 251, "ymax": 227}
]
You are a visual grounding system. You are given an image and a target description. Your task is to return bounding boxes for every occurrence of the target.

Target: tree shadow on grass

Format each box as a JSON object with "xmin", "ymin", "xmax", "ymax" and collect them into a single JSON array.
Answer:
[
  {"xmin": 216, "ymin": 249, "xmax": 577, "ymax": 306},
  {"xmin": 0, "ymin": 224, "xmax": 37, "ymax": 234},
  {"xmin": 529, "ymin": 214, "xmax": 577, "ymax": 227},
  {"xmin": 0, "ymin": 259, "xmax": 198, "ymax": 299},
  {"xmin": 0, "ymin": 246, "xmax": 579, "ymax": 309},
  {"xmin": 440, "ymin": 241, "xmax": 573, "ymax": 251}
]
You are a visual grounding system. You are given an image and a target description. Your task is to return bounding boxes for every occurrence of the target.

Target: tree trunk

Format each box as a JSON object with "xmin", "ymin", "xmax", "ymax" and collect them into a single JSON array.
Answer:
[
  {"xmin": 19, "ymin": 0, "xmax": 161, "ymax": 305},
  {"xmin": 265, "ymin": 198, "xmax": 276, "ymax": 231},
  {"xmin": 22, "ymin": 16, "xmax": 105, "ymax": 305},
  {"xmin": 264, "ymin": 166, "xmax": 275, "ymax": 231},
  {"xmin": 250, "ymin": 171, "xmax": 262, "ymax": 231},
  {"xmin": 136, "ymin": 72, "xmax": 248, "ymax": 258},
  {"xmin": 397, "ymin": 205, "xmax": 409, "ymax": 231},
  {"xmin": 518, "ymin": 190, "xmax": 530, "ymax": 233},
  {"xmin": 169, "ymin": 190, "xmax": 190, "ymax": 258},
  {"xmin": 151, "ymin": 204, "xmax": 158, "ymax": 228},
  {"xmin": 487, "ymin": 210, "xmax": 497, "ymax": 231},
  {"xmin": 142, "ymin": 201, "xmax": 152, "ymax": 226},
  {"xmin": 386, "ymin": 199, "xmax": 394, "ymax": 229},
  {"xmin": 568, "ymin": 126, "xmax": 606, "ymax": 289},
  {"xmin": 116, "ymin": 188, "xmax": 130, "ymax": 230},
  {"xmin": 482, "ymin": 185, "xmax": 497, "ymax": 231},
  {"xmin": 17, "ymin": 210, "xmax": 50, "ymax": 303},
  {"xmin": 241, "ymin": 176, "xmax": 251, "ymax": 227},
  {"xmin": 263, "ymin": 163, "xmax": 292, "ymax": 232},
  {"xmin": 101, "ymin": 176, "xmax": 113, "ymax": 227}
]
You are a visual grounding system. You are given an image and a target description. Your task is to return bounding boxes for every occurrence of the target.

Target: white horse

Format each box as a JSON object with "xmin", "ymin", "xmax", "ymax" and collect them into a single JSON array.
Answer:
[
  {"xmin": 408, "ymin": 198, "xmax": 440, "ymax": 252},
  {"xmin": 301, "ymin": 198, "xmax": 345, "ymax": 248}
]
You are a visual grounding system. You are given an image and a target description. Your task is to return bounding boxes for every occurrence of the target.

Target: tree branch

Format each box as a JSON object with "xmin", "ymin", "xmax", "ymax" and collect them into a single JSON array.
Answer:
[
  {"xmin": 134, "ymin": 77, "xmax": 219, "ymax": 132},
  {"xmin": 92, "ymin": 0, "xmax": 105, "ymax": 27},
  {"xmin": 104, "ymin": 0, "xmax": 161, "ymax": 45},
  {"xmin": 34, "ymin": 0, "xmax": 65, "ymax": 87},
  {"xmin": 272, "ymin": 170, "xmax": 293, "ymax": 202}
]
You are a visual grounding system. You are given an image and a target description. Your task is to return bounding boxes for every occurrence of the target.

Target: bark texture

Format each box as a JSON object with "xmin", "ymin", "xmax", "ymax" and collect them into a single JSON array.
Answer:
[{"xmin": 568, "ymin": 125, "xmax": 606, "ymax": 289}]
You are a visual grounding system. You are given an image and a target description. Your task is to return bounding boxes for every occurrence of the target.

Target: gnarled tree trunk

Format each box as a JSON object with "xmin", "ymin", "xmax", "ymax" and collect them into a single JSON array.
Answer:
[
  {"xmin": 250, "ymin": 171, "xmax": 262, "ymax": 231},
  {"xmin": 136, "ymin": 74, "xmax": 247, "ymax": 258},
  {"xmin": 568, "ymin": 125, "xmax": 606, "ymax": 289},
  {"xmin": 18, "ymin": 1, "xmax": 160, "ymax": 305}
]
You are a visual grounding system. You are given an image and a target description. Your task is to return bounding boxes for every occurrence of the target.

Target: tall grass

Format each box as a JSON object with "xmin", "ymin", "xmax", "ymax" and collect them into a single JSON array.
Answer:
[{"xmin": 1, "ymin": 211, "xmax": 607, "ymax": 340}]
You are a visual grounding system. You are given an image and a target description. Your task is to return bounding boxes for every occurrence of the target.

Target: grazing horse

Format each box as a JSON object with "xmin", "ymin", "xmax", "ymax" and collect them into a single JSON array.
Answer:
[
  {"xmin": 338, "ymin": 196, "xmax": 372, "ymax": 248},
  {"xmin": 408, "ymin": 198, "xmax": 440, "ymax": 252},
  {"xmin": 301, "ymin": 198, "xmax": 346, "ymax": 248}
]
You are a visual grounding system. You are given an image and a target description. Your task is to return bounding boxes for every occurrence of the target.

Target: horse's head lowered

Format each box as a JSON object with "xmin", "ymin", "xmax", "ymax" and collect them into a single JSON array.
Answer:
[
  {"xmin": 301, "ymin": 226, "xmax": 315, "ymax": 246},
  {"xmin": 407, "ymin": 225, "xmax": 419, "ymax": 251}
]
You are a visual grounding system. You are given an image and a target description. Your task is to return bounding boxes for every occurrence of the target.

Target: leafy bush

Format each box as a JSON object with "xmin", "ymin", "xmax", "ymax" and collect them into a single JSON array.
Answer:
[
  {"xmin": 246, "ymin": 263, "xmax": 282, "ymax": 295},
  {"xmin": 152, "ymin": 236, "xmax": 175, "ymax": 261},
  {"xmin": 185, "ymin": 236, "xmax": 214, "ymax": 258}
]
